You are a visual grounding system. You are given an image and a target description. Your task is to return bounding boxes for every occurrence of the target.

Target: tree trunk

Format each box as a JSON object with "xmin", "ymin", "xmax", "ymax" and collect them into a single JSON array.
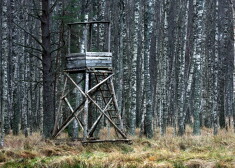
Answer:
[{"xmin": 41, "ymin": 0, "xmax": 55, "ymax": 138}]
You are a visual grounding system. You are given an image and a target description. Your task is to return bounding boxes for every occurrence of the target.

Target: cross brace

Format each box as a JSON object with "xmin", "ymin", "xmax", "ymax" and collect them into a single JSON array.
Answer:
[{"xmin": 52, "ymin": 71, "xmax": 129, "ymax": 143}]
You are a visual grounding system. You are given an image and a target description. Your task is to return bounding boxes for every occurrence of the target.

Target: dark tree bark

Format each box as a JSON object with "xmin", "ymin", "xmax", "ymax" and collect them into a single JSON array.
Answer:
[
  {"xmin": 143, "ymin": 0, "xmax": 153, "ymax": 138},
  {"xmin": 41, "ymin": 0, "xmax": 55, "ymax": 138}
]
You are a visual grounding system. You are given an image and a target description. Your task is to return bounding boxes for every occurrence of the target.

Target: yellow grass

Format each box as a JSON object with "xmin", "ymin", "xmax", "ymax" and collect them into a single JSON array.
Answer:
[{"xmin": 0, "ymin": 127, "xmax": 235, "ymax": 168}]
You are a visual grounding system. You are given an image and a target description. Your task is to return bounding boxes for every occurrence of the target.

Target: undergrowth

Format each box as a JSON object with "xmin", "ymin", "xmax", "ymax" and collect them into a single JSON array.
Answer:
[{"xmin": 0, "ymin": 127, "xmax": 235, "ymax": 168}]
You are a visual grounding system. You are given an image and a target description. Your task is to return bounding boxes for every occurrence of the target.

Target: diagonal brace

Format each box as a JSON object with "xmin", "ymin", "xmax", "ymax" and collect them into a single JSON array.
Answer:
[{"xmin": 87, "ymin": 98, "xmax": 113, "ymax": 137}]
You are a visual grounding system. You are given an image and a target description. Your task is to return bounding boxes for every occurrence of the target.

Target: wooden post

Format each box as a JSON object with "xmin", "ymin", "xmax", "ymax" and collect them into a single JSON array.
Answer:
[
  {"xmin": 84, "ymin": 24, "xmax": 88, "ymax": 53},
  {"xmin": 68, "ymin": 25, "xmax": 71, "ymax": 54},
  {"xmin": 83, "ymin": 72, "xmax": 89, "ymax": 140},
  {"xmin": 110, "ymin": 77, "xmax": 124, "ymax": 130},
  {"xmin": 53, "ymin": 77, "xmax": 68, "ymax": 135}
]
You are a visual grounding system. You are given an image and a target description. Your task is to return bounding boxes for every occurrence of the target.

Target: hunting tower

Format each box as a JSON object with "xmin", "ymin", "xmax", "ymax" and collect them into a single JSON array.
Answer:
[{"xmin": 52, "ymin": 21, "xmax": 130, "ymax": 144}]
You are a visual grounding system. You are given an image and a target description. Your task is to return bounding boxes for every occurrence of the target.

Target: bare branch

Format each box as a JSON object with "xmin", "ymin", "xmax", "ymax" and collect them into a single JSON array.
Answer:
[
  {"xmin": 14, "ymin": 42, "xmax": 43, "ymax": 53},
  {"xmin": 27, "ymin": 12, "xmax": 41, "ymax": 20},
  {"xmin": 32, "ymin": 0, "xmax": 42, "ymax": 21},
  {"xmin": 50, "ymin": 0, "xmax": 59, "ymax": 13},
  {"xmin": 13, "ymin": 22, "xmax": 46, "ymax": 51},
  {"xmin": 25, "ymin": 50, "xmax": 43, "ymax": 61}
]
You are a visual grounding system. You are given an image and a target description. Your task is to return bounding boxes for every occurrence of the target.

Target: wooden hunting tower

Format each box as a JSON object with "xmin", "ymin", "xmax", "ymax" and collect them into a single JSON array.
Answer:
[{"xmin": 52, "ymin": 21, "xmax": 130, "ymax": 144}]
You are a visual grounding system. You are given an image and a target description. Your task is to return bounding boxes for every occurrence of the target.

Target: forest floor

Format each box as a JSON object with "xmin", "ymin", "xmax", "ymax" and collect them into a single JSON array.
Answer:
[{"xmin": 0, "ymin": 127, "xmax": 235, "ymax": 168}]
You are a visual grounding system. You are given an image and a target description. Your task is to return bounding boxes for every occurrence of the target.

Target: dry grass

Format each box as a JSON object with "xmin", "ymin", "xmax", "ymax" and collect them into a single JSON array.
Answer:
[{"xmin": 0, "ymin": 127, "xmax": 235, "ymax": 168}]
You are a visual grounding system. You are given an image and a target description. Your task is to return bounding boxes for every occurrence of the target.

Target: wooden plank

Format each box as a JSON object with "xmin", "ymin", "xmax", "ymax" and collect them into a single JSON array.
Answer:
[
  {"xmin": 82, "ymin": 139, "xmax": 132, "ymax": 144},
  {"xmin": 110, "ymin": 77, "xmax": 124, "ymax": 130},
  {"xmin": 86, "ymin": 63, "xmax": 112, "ymax": 67},
  {"xmin": 86, "ymin": 52, "xmax": 112, "ymax": 57},
  {"xmin": 67, "ymin": 57, "xmax": 85, "ymax": 61},
  {"xmin": 84, "ymin": 24, "xmax": 88, "ymax": 52},
  {"xmin": 86, "ymin": 60, "xmax": 112, "ymax": 63},
  {"xmin": 53, "ymin": 77, "xmax": 68, "ymax": 136},
  {"xmin": 86, "ymin": 69, "xmax": 112, "ymax": 73},
  {"xmin": 87, "ymin": 62, "xmax": 112, "ymax": 65},
  {"xmin": 86, "ymin": 57, "xmax": 112, "ymax": 60},
  {"xmin": 67, "ymin": 53, "xmax": 86, "ymax": 57},
  {"xmin": 83, "ymin": 73, "xmax": 89, "ymax": 140}
]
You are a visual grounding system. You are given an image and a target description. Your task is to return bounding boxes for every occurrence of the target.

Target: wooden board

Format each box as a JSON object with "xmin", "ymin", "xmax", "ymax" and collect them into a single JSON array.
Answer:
[
  {"xmin": 81, "ymin": 139, "xmax": 132, "ymax": 145},
  {"xmin": 86, "ymin": 52, "xmax": 112, "ymax": 57},
  {"xmin": 66, "ymin": 52, "xmax": 112, "ymax": 70}
]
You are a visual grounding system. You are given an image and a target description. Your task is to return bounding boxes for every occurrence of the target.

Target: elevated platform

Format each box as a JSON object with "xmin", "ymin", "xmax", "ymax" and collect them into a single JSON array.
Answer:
[{"xmin": 53, "ymin": 21, "xmax": 131, "ymax": 144}]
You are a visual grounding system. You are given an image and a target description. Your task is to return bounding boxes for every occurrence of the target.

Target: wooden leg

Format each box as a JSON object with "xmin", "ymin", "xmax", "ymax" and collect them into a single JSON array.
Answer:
[
  {"xmin": 83, "ymin": 72, "xmax": 89, "ymax": 140},
  {"xmin": 52, "ymin": 77, "xmax": 67, "ymax": 136},
  {"xmin": 110, "ymin": 77, "xmax": 124, "ymax": 130}
]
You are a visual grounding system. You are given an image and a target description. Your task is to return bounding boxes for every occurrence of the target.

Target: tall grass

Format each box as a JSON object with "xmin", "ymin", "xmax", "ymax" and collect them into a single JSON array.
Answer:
[{"xmin": 0, "ymin": 127, "xmax": 235, "ymax": 168}]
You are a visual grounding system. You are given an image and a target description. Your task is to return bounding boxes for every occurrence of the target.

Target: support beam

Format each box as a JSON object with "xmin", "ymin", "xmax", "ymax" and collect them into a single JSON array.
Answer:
[
  {"xmin": 87, "ymin": 74, "xmax": 113, "ymax": 94},
  {"xmin": 83, "ymin": 73, "xmax": 89, "ymax": 140},
  {"xmin": 61, "ymin": 77, "xmax": 84, "ymax": 100},
  {"xmin": 52, "ymin": 99, "xmax": 86, "ymax": 138},
  {"xmin": 110, "ymin": 77, "xmax": 124, "ymax": 130},
  {"xmin": 53, "ymin": 72, "xmax": 129, "ymax": 142},
  {"xmin": 86, "ymin": 94, "xmax": 127, "ymax": 139},
  {"xmin": 64, "ymin": 98, "xmax": 84, "ymax": 130},
  {"xmin": 88, "ymin": 98, "xmax": 113, "ymax": 137},
  {"xmin": 53, "ymin": 77, "xmax": 68, "ymax": 135},
  {"xmin": 65, "ymin": 73, "xmax": 87, "ymax": 97}
]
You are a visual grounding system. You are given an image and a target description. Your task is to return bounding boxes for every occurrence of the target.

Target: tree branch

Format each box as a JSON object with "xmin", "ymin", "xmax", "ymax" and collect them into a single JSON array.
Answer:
[
  {"xmin": 13, "ymin": 22, "xmax": 46, "ymax": 51},
  {"xmin": 50, "ymin": 0, "xmax": 59, "ymax": 13},
  {"xmin": 32, "ymin": 0, "xmax": 42, "ymax": 21},
  {"xmin": 25, "ymin": 50, "xmax": 43, "ymax": 61},
  {"xmin": 14, "ymin": 42, "xmax": 43, "ymax": 53}
]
